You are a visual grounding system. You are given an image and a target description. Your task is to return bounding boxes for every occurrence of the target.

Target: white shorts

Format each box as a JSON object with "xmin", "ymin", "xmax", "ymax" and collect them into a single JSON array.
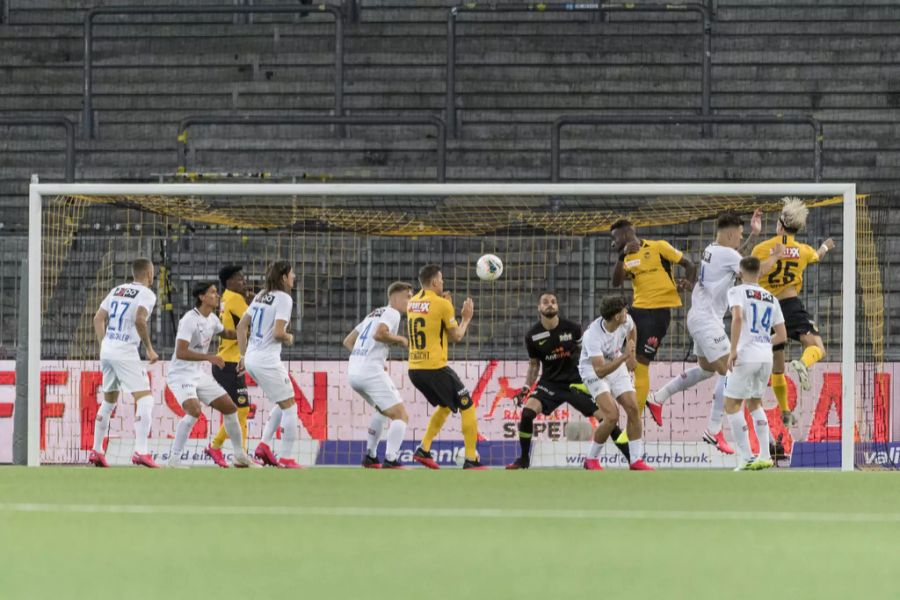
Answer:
[
  {"xmin": 100, "ymin": 357, "xmax": 150, "ymax": 394},
  {"xmin": 724, "ymin": 361, "xmax": 773, "ymax": 400},
  {"xmin": 688, "ymin": 317, "xmax": 730, "ymax": 362},
  {"xmin": 167, "ymin": 372, "xmax": 228, "ymax": 406},
  {"xmin": 349, "ymin": 369, "xmax": 402, "ymax": 412},
  {"xmin": 579, "ymin": 364, "xmax": 635, "ymax": 400},
  {"xmin": 245, "ymin": 357, "xmax": 294, "ymax": 403}
]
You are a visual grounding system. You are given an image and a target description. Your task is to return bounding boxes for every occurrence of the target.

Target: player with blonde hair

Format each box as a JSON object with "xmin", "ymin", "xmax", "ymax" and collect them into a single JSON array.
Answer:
[{"xmin": 752, "ymin": 198, "xmax": 835, "ymax": 426}]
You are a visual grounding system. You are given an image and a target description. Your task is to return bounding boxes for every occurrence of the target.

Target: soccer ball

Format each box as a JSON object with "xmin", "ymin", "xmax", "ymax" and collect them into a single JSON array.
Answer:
[{"xmin": 476, "ymin": 254, "xmax": 503, "ymax": 281}]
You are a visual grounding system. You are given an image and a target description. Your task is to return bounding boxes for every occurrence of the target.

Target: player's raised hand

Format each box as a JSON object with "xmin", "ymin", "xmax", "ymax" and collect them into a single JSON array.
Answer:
[
  {"xmin": 750, "ymin": 208, "xmax": 763, "ymax": 235},
  {"xmin": 146, "ymin": 349, "xmax": 159, "ymax": 364},
  {"xmin": 461, "ymin": 297, "xmax": 474, "ymax": 320},
  {"xmin": 209, "ymin": 355, "xmax": 225, "ymax": 369},
  {"xmin": 823, "ymin": 238, "xmax": 836, "ymax": 250}
]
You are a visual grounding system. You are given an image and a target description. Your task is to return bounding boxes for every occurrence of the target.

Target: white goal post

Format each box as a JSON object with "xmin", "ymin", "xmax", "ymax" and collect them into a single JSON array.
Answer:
[{"xmin": 25, "ymin": 181, "xmax": 858, "ymax": 470}]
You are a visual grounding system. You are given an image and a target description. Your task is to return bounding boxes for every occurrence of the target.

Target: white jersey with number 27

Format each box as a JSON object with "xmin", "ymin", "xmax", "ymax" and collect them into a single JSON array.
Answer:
[
  {"xmin": 245, "ymin": 290, "xmax": 293, "ymax": 362},
  {"xmin": 727, "ymin": 284, "xmax": 784, "ymax": 363},
  {"xmin": 98, "ymin": 282, "xmax": 157, "ymax": 360}
]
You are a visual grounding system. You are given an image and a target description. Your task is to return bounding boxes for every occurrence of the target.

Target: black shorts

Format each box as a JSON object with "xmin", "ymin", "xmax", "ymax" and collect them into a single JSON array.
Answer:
[
  {"xmin": 629, "ymin": 307, "xmax": 671, "ymax": 361},
  {"xmin": 212, "ymin": 361, "xmax": 249, "ymax": 408},
  {"xmin": 773, "ymin": 296, "xmax": 819, "ymax": 351},
  {"xmin": 532, "ymin": 381, "xmax": 597, "ymax": 418},
  {"xmin": 408, "ymin": 367, "xmax": 473, "ymax": 413}
]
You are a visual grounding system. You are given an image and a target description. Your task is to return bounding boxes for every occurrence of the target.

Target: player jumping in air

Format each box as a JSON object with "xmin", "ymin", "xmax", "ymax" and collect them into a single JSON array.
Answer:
[
  {"xmin": 343, "ymin": 281, "xmax": 414, "ymax": 469},
  {"xmin": 610, "ymin": 219, "xmax": 696, "ymax": 430},
  {"xmin": 578, "ymin": 296, "xmax": 653, "ymax": 471},
  {"xmin": 724, "ymin": 257, "xmax": 787, "ymax": 471},
  {"xmin": 647, "ymin": 210, "xmax": 781, "ymax": 453},
  {"xmin": 89, "ymin": 258, "xmax": 160, "ymax": 468},
  {"xmin": 406, "ymin": 264, "xmax": 484, "ymax": 470},
  {"xmin": 237, "ymin": 261, "xmax": 302, "ymax": 469},
  {"xmin": 206, "ymin": 265, "xmax": 251, "ymax": 468},
  {"xmin": 752, "ymin": 198, "xmax": 835, "ymax": 426},
  {"xmin": 166, "ymin": 282, "xmax": 256, "ymax": 468},
  {"xmin": 506, "ymin": 292, "xmax": 630, "ymax": 469}
]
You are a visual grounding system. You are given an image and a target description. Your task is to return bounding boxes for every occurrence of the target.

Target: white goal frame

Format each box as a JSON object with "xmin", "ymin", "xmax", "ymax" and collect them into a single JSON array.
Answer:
[{"xmin": 26, "ymin": 181, "xmax": 858, "ymax": 470}]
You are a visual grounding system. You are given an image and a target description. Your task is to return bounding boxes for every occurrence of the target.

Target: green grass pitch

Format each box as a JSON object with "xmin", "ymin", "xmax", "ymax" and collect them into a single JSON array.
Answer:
[{"xmin": 1, "ymin": 468, "xmax": 898, "ymax": 600}]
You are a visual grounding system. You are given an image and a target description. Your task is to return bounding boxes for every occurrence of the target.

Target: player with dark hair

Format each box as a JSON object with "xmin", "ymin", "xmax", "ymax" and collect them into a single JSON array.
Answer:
[
  {"xmin": 406, "ymin": 264, "xmax": 483, "ymax": 469},
  {"xmin": 206, "ymin": 265, "xmax": 251, "ymax": 467},
  {"xmin": 506, "ymin": 292, "xmax": 630, "ymax": 469},
  {"xmin": 752, "ymin": 198, "xmax": 835, "ymax": 425},
  {"xmin": 610, "ymin": 219, "xmax": 696, "ymax": 427}
]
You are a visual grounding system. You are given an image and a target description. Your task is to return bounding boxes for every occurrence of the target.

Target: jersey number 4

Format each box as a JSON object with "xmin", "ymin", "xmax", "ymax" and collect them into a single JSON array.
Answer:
[{"xmin": 768, "ymin": 260, "xmax": 799, "ymax": 286}]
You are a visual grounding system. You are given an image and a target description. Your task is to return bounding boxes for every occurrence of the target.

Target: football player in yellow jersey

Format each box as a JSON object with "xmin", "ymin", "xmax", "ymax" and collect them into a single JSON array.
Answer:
[
  {"xmin": 406, "ymin": 264, "xmax": 483, "ymax": 469},
  {"xmin": 205, "ymin": 265, "xmax": 251, "ymax": 467},
  {"xmin": 752, "ymin": 198, "xmax": 835, "ymax": 426},
  {"xmin": 610, "ymin": 219, "xmax": 697, "ymax": 421}
]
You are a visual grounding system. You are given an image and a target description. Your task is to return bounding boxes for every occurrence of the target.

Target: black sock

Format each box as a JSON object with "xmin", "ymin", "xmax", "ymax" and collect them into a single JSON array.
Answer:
[
  {"xmin": 611, "ymin": 425, "xmax": 631, "ymax": 462},
  {"xmin": 519, "ymin": 408, "xmax": 537, "ymax": 460}
]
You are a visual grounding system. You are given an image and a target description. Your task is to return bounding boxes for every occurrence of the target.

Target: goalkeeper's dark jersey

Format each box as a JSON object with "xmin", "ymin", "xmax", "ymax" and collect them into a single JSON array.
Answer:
[{"xmin": 524, "ymin": 319, "xmax": 582, "ymax": 385}]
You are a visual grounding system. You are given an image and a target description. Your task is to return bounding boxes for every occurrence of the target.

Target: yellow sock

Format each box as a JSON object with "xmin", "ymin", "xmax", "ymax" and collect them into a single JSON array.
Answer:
[
  {"xmin": 461, "ymin": 407, "xmax": 479, "ymax": 460},
  {"xmin": 211, "ymin": 422, "xmax": 228, "ymax": 450},
  {"xmin": 421, "ymin": 406, "xmax": 451, "ymax": 452},
  {"xmin": 237, "ymin": 406, "xmax": 250, "ymax": 450},
  {"xmin": 635, "ymin": 362, "xmax": 650, "ymax": 413},
  {"xmin": 801, "ymin": 346, "xmax": 825, "ymax": 369},
  {"xmin": 771, "ymin": 372, "xmax": 789, "ymax": 412}
]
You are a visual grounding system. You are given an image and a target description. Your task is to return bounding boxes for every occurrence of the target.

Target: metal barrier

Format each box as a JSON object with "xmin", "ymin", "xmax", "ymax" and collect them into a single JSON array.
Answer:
[
  {"xmin": 0, "ymin": 116, "xmax": 76, "ymax": 181},
  {"xmin": 550, "ymin": 113, "xmax": 824, "ymax": 182},
  {"xmin": 177, "ymin": 114, "xmax": 448, "ymax": 182},
  {"xmin": 83, "ymin": 4, "xmax": 344, "ymax": 139},
  {"xmin": 1, "ymin": 0, "xmax": 8, "ymax": 25},
  {"xmin": 447, "ymin": 2, "xmax": 711, "ymax": 138}
]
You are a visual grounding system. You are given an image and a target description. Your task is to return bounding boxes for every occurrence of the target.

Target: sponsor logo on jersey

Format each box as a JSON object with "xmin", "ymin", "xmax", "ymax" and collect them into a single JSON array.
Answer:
[
  {"xmin": 559, "ymin": 332, "xmax": 573, "ymax": 342},
  {"xmin": 783, "ymin": 247, "xmax": 801, "ymax": 259},
  {"xmin": 744, "ymin": 288, "xmax": 774, "ymax": 303},
  {"xmin": 114, "ymin": 287, "xmax": 140, "ymax": 298},
  {"xmin": 625, "ymin": 259, "xmax": 641, "ymax": 268},
  {"xmin": 531, "ymin": 331, "xmax": 551, "ymax": 342},
  {"xmin": 702, "ymin": 250, "xmax": 712, "ymax": 263},
  {"xmin": 258, "ymin": 293, "xmax": 276, "ymax": 306},
  {"xmin": 408, "ymin": 301, "xmax": 430, "ymax": 314},
  {"xmin": 368, "ymin": 307, "xmax": 386, "ymax": 318}
]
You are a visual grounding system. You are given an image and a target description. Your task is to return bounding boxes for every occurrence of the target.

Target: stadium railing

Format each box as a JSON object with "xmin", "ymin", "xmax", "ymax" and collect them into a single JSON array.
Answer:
[
  {"xmin": 446, "ymin": 2, "xmax": 712, "ymax": 138},
  {"xmin": 82, "ymin": 4, "xmax": 345, "ymax": 139},
  {"xmin": 0, "ymin": 116, "xmax": 76, "ymax": 182},
  {"xmin": 1, "ymin": 0, "xmax": 7, "ymax": 25},
  {"xmin": 550, "ymin": 113, "xmax": 824, "ymax": 182},
  {"xmin": 176, "ymin": 114, "xmax": 448, "ymax": 182}
]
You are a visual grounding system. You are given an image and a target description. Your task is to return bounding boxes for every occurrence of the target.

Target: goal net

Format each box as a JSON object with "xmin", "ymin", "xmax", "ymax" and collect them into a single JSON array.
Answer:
[{"xmin": 12, "ymin": 181, "xmax": 892, "ymax": 471}]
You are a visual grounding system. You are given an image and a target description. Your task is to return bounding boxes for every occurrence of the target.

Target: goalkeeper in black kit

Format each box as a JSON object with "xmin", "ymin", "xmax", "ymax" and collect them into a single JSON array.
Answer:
[{"xmin": 507, "ymin": 292, "xmax": 630, "ymax": 469}]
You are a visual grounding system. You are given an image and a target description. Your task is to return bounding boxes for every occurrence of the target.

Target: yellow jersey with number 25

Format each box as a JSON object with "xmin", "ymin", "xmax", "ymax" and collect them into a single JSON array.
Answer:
[
  {"xmin": 407, "ymin": 289, "xmax": 458, "ymax": 370},
  {"xmin": 752, "ymin": 234, "xmax": 819, "ymax": 296}
]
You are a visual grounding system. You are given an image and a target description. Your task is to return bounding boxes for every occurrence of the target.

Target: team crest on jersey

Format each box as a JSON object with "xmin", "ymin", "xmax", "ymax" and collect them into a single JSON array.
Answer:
[
  {"xmin": 114, "ymin": 287, "xmax": 139, "ymax": 298},
  {"xmin": 559, "ymin": 332, "xmax": 573, "ymax": 342},
  {"xmin": 408, "ymin": 301, "xmax": 430, "ymax": 314},
  {"xmin": 783, "ymin": 247, "xmax": 801, "ymax": 259},
  {"xmin": 745, "ymin": 289, "xmax": 774, "ymax": 303},
  {"xmin": 702, "ymin": 250, "xmax": 712, "ymax": 262}
]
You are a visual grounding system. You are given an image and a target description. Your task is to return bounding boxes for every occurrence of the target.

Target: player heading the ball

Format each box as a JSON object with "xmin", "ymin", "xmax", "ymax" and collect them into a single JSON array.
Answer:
[
  {"xmin": 89, "ymin": 257, "xmax": 159, "ymax": 468},
  {"xmin": 406, "ymin": 264, "xmax": 484, "ymax": 469},
  {"xmin": 237, "ymin": 261, "xmax": 302, "ymax": 469}
]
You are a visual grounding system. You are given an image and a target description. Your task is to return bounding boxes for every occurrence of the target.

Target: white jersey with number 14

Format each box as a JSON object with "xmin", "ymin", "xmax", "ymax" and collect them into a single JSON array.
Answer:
[{"xmin": 727, "ymin": 284, "xmax": 785, "ymax": 363}]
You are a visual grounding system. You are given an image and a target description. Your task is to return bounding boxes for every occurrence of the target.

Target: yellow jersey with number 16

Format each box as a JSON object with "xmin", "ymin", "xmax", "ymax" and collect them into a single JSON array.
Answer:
[
  {"xmin": 752, "ymin": 234, "xmax": 819, "ymax": 296},
  {"xmin": 407, "ymin": 289, "xmax": 458, "ymax": 370}
]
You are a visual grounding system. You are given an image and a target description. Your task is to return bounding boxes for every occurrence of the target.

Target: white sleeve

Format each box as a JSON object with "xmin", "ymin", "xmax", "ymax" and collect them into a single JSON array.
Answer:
[
  {"xmin": 772, "ymin": 300, "xmax": 785, "ymax": 326},
  {"xmin": 582, "ymin": 330, "xmax": 604, "ymax": 359},
  {"xmin": 99, "ymin": 292, "xmax": 111, "ymax": 313},
  {"xmin": 379, "ymin": 308, "xmax": 401, "ymax": 334},
  {"xmin": 354, "ymin": 319, "xmax": 367, "ymax": 334},
  {"xmin": 727, "ymin": 287, "xmax": 742, "ymax": 310},
  {"xmin": 213, "ymin": 317, "xmax": 224, "ymax": 335},
  {"xmin": 175, "ymin": 315, "xmax": 193, "ymax": 343},
  {"xmin": 274, "ymin": 292, "xmax": 293, "ymax": 322},
  {"xmin": 624, "ymin": 314, "xmax": 635, "ymax": 334},
  {"xmin": 139, "ymin": 289, "xmax": 157, "ymax": 314},
  {"xmin": 727, "ymin": 249, "xmax": 743, "ymax": 274}
]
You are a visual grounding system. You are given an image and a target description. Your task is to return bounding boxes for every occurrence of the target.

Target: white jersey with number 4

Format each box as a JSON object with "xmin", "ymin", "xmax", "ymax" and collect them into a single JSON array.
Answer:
[
  {"xmin": 245, "ymin": 290, "xmax": 293, "ymax": 361},
  {"xmin": 690, "ymin": 243, "xmax": 742, "ymax": 325},
  {"xmin": 349, "ymin": 306, "xmax": 401, "ymax": 376},
  {"xmin": 98, "ymin": 282, "xmax": 157, "ymax": 360},
  {"xmin": 727, "ymin": 284, "xmax": 784, "ymax": 363}
]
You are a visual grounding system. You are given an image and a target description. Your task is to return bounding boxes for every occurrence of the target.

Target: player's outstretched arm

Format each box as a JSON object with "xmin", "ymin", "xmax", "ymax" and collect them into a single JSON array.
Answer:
[
  {"xmin": 676, "ymin": 255, "xmax": 698, "ymax": 291},
  {"xmin": 447, "ymin": 297, "xmax": 474, "ymax": 343},
  {"xmin": 759, "ymin": 243, "xmax": 785, "ymax": 276},
  {"xmin": 817, "ymin": 238, "xmax": 835, "ymax": 261},
  {"xmin": 373, "ymin": 323, "xmax": 407, "ymax": 347},
  {"xmin": 727, "ymin": 306, "xmax": 743, "ymax": 372},
  {"xmin": 175, "ymin": 338, "xmax": 224, "ymax": 368},
  {"xmin": 342, "ymin": 329, "xmax": 359, "ymax": 351},
  {"xmin": 92, "ymin": 309, "xmax": 108, "ymax": 346},
  {"xmin": 739, "ymin": 208, "xmax": 763, "ymax": 255},
  {"xmin": 219, "ymin": 330, "xmax": 237, "ymax": 340},
  {"xmin": 625, "ymin": 325, "xmax": 637, "ymax": 372},
  {"xmin": 134, "ymin": 306, "xmax": 158, "ymax": 364}
]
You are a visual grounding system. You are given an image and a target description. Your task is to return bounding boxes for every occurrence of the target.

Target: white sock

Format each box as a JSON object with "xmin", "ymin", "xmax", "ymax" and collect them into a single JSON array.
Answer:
[
  {"xmin": 92, "ymin": 401, "xmax": 116, "ymax": 453},
  {"xmin": 628, "ymin": 439, "xmax": 644, "ymax": 463},
  {"xmin": 656, "ymin": 367, "xmax": 715, "ymax": 404},
  {"xmin": 171, "ymin": 414, "xmax": 197, "ymax": 457},
  {"xmin": 133, "ymin": 396, "xmax": 154, "ymax": 454},
  {"xmin": 278, "ymin": 408, "xmax": 298, "ymax": 459},
  {"xmin": 223, "ymin": 412, "xmax": 244, "ymax": 456},
  {"xmin": 706, "ymin": 376, "xmax": 727, "ymax": 434},
  {"xmin": 261, "ymin": 405, "xmax": 283, "ymax": 446},
  {"xmin": 751, "ymin": 408, "xmax": 771, "ymax": 460},
  {"xmin": 587, "ymin": 441, "xmax": 603, "ymax": 459},
  {"xmin": 367, "ymin": 413, "xmax": 388, "ymax": 457},
  {"xmin": 727, "ymin": 411, "xmax": 753, "ymax": 462},
  {"xmin": 384, "ymin": 419, "xmax": 407, "ymax": 461}
]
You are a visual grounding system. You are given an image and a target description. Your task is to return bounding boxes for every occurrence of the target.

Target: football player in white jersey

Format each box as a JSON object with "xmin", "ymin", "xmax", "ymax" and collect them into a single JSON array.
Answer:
[
  {"xmin": 89, "ymin": 258, "xmax": 159, "ymax": 468},
  {"xmin": 342, "ymin": 281, "xmax": 414, "ymax": 469},
  {"xmin": 725, "ymin": 256, "xmax": 786, "ymax": 471},
  {"xmin": 578, "ymin": 296, "xmax": 652, "ymax": 471},
  {"xmin": 237, "ymin": 261, "xmax": 301, "ymax": 469},
  {"xmin": 166, "ymin": 282, "xmax": 257, "ymax": 468},
  {"xmin": 647, "ymin": 210, "xmax": 781, "ymax": 454}
]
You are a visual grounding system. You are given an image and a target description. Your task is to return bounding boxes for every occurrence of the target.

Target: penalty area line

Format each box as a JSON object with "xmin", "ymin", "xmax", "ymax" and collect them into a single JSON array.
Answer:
[{"xmin": 1, "ymin": 503, "xmax": 900, "ymax": 524}]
